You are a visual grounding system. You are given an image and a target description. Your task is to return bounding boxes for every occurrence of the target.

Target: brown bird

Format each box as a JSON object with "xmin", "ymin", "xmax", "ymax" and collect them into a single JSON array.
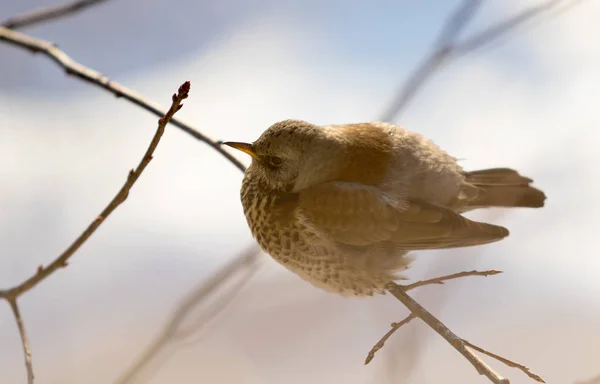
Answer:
[{"xmin": 223, "ymin": 120, "xmax": 546, "ymax": 297}]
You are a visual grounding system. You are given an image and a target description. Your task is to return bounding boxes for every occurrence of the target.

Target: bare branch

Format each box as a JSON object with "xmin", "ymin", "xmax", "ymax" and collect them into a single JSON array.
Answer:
[
  {"xmin": 0, "ymin": 27, "xmax": 246, "ymax": 172},
  {"xmin": 1, "ymin": 0, "xmax": 112, "ymax": 30},
  {"xmin": 7, "ymin": 298, "xmax": 34, "ymax": 384},
  {"xmin": 464, "ymin": 339, "xmax": 545, "ymax": 383},
  {"xmin": 385, "ymin": 282, "xmax": 543, "ymax": 384},
  {"xmin": 366, "ymin": 269, "xmax": 501, "ymax": 366},
  {"xmin": 404, "ymin": 269, "xmax": 502, "ymax": 291},
  {"xmin": 113, "ymin": 247, "xmax": 261, "ymax": 384},
  {"xmin": 0, "ymin": 81, "xmax": 191, "ymax": 300},
  {"xmin": 365, "ymin": 314, "xmax": 415, "ymax": 365}
]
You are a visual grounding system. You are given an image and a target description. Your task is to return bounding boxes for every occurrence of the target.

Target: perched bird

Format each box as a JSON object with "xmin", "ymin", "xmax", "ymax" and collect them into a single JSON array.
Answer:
[{"xmin": 223, "ymin": 120, "xmax": 546, "ymax": 297}]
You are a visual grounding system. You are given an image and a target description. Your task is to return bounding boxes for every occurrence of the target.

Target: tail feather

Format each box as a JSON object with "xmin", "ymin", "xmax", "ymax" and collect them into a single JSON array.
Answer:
[{"xmin": 464, "ymin": 168, "xmax": 546, "ymax": 209}]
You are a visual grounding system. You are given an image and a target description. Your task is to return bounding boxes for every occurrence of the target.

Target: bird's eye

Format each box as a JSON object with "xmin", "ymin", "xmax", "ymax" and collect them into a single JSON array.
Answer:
[{"xmin": 267, "ymin": 156, "xmax": 283, "ymax": 167}]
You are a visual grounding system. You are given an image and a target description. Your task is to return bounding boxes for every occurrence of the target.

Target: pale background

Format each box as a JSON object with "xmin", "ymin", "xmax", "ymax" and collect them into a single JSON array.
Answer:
[{"xmin": 1, "ymin": 1, "xmax": 599, "ymax": 383}]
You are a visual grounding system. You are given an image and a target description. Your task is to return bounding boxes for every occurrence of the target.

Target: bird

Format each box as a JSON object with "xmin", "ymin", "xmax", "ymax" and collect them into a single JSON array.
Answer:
[{"xmin": 223, "ymin": 120, "xmax": 546, "ymax": 297}]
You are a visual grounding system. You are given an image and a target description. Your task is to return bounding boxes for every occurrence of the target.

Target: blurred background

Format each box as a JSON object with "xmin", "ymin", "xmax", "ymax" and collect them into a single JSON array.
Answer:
[{"xmin": 1, "ymin": 0, "xmax": 599, "ymax": 383}]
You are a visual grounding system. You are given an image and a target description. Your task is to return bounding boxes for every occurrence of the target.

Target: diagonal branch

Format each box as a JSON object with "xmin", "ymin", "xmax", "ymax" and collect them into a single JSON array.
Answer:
[
  {"xmin": 456, "ymin": 0, "xmax": 563, "ymax": 54},
  {"xmin": 366, "ymin": 270, "xmax": 500, "ymax": 366},
  {"xmin": 0, "ymin": 26, "xmax": 246, "ymax": 172},
  {"xmin": 0, "ymin": 81, "xmax": 191, "ymax": 301},
  {"xmin": 113, "ymin": 247, "xmax": 261, "ymax": 384},
  {"xmin": 365, "ymin": 314, "xmax": 416, "ymax": 365},
  {"xmin": 1, "ymin": 0, "xmax": 112, "ymax": 30},
  {"xmin": 386, "ymin": 282, "xmax": 509, "ymax": 384},
  {"xmin": 378, "ymin": 0, "xmax": 482, "ymax": 122},
  {"xmin": 386, "ymin": 282, "xmax": 545, "ymax": 383}
]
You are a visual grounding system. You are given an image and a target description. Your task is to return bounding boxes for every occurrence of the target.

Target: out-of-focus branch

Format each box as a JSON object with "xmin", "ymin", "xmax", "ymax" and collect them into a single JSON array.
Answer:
[
  {"xmin": 1, "ymin": 0, "xmax": 111, "ymax": 30},
  {"xmin": 378, "ymin": 0, "xmax": 482, "ymax": 122},
  {"xmin": 457, "ymin": 0, "xmax": 561, "ymax": 54},
  {"xmin": 379, "ymin": 0, "xmax": 576, "ymax": 122},
  {"xmin": 386, "ymin": 281, "xmax": 545, "ymax": 383},
  {"xmin": 0, "ymin": 26, "xmax": 246, "ymax": 172},
  {"xmin": 8, "ymin": 298, "xmax": 34, "ymax": 384},
  {"xmin": 113, "ymin": 247, "xmax": 262, "ymax": 384},
  {"xmin": 0, "ymin": 81, "xmax": 190, "ymax": 384}
]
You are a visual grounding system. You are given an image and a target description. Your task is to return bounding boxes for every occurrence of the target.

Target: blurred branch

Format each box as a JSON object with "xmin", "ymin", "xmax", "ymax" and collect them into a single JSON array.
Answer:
[
  {"xmin": 8, "ymin": 298, "xmax": 34, "ymax": 384},
  {"xmin": 379, "ymin": 0, "xmax": 576, "ymax": 122},
  {"xmin": 456, "ymin": 0, "xmax": 563, "ymax": 54},
  {"xmin": 378, "ymin": 0, "xmax": 482, "ymax": 122},
  {"xmin": 113, "ymin": 247, "xmax": 261, "ymax": 384},
  {"xmin": 1, "ymin": 0, "xmax": 112, "ymax": 30},
  {"xmin": 0, "ymin": 26, "xmax": 246, "ymax": 172},
  {"xmin": 386, "ymin": 281, "xmax": 544, "ymax": 384},
  {"xmin": 0, "ymin": 81, "xmax": 190, "ymax": 384},
  {"xmin": 366, "ymin": 270, "xmax": 500, "ymax": 366}
]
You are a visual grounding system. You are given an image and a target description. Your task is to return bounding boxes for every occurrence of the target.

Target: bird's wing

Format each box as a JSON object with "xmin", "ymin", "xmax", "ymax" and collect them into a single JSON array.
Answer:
[{"xmin": 297, "ymin": 181, "xmax": 509, "ymax": 250}]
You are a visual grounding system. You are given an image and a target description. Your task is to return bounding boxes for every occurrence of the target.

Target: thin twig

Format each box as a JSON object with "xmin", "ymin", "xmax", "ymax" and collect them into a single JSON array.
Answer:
[
  {"xmin": 464, "ymin": 339, "xmax": 545, "ymax": 383},
  {"xmin": 404, "ymin": 269, "xmax": 502, "ymax": 291},
  {"xmin": 0, "ymin": 81, "xmax": 191, "ymax": 301},
  {"xmin": 7, "ymin": 298, "xmax": 34, "ymax": 384},
  {"xmin": 366, "ymin": 269, "xmax": 500, "ymax": 366},
  {"xmin": 0, "ymin": 27, "xmax": 246, "ymax": 172},
  {"xmin": 113, "ymin": 247, "xmax": 261, "ymax": 384},
  {"xmin": 365, "ymin": 314, "xmax": 415, "ymax": 365},
  {"xmin": 386, "ymin": 282, "xmax": 511, "ymax": 384},
  {"xmin": 1, "ymin": 0, "xmax": 111, "ymax": 30}
]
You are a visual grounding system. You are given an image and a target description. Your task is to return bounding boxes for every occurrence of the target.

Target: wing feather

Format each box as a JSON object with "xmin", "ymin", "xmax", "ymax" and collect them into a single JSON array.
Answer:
[{"xmin": 297, "ymin": 181, "xmax": 508, "ymax": 250}]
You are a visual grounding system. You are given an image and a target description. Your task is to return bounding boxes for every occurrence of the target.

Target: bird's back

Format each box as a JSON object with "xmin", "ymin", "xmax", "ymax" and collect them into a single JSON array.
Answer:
[{"xmin": 325, "ymin": 122, "xmax": 467, "ymax": 209}]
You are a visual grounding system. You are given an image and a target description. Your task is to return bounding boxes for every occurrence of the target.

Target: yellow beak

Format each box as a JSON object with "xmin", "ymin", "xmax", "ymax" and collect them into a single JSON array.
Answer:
[{"xmin": 222, "ymin": 141, "xmax": 257, "ymax": 159}]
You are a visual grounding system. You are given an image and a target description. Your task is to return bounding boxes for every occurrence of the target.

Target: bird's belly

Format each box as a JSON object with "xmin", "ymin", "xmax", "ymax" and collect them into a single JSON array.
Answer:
[
  {"xmin": 241, "ymin": 177, "xmax": 397, "ymax": 296},
  {"xmin": 248, "ymin": 216, "xmax": 394, "ymax": 297}
]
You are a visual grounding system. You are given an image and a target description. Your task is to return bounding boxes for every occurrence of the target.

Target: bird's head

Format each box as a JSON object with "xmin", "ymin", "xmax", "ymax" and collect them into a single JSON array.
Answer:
[{"xmin": 223, "ymin": 120, "xmax": 330, "ymax": 192}]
